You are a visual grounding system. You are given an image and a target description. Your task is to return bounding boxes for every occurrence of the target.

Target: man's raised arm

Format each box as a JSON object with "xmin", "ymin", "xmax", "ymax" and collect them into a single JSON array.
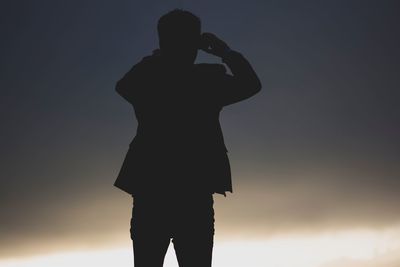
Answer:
[
  {"xmin": 115, "ymin": 54, "xmax": 156, "ymax": 104},
  {"xmin": 200, "ymin": 32, "xmax": 262, "ymax": 106},
  {"xmin": 115, "ymin": 63, "xmax": 140, "ymax": 104},
  {"xmin": 218, "ymin": 49, "xmax": 262, "ymax": 106}
]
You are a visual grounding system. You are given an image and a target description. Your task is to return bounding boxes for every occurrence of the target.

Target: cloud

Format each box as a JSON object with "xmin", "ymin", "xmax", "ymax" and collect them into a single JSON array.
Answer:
[{"xmin": 320, "ymin": 248, "xmax": 400, "ymax": 267}]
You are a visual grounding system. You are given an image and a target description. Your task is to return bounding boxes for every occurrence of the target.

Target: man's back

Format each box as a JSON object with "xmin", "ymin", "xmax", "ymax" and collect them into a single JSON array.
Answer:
[
  {"xmin": 114, "ymin": 55, "xmax": 235, "ymax": 195},
  {"xmin": 126, "ymin": 57, "xmax": 229, "ymax": 152}
]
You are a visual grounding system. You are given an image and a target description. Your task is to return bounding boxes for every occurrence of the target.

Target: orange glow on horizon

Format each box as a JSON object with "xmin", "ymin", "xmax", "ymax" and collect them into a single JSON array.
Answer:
[{"xmin": 2, "ymin": 227, "xmax": 400, "ymax": 267}]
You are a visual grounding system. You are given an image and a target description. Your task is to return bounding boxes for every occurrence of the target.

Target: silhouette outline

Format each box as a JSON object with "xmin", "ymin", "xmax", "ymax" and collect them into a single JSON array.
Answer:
[{"xmin": 114, "ymin": 9, "xmax": 262, "ymax": 267}]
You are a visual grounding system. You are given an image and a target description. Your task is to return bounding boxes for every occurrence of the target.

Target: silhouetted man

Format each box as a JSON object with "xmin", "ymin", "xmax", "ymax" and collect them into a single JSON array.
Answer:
[{"xmin": 114, "ymin": 9, "xmax": 261, "ymax": 267}]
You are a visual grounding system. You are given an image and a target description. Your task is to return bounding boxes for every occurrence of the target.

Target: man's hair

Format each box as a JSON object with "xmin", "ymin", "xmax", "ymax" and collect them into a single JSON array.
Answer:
[{"xmin": 157, "ymin": 9, "xmax": 201, "ymax": 42}]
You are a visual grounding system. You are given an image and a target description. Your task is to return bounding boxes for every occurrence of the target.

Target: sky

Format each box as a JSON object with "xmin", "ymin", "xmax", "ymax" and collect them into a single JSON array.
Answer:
[{"xmin": 1, "ymin": 0, "xmax": 400, "ymax": 266}]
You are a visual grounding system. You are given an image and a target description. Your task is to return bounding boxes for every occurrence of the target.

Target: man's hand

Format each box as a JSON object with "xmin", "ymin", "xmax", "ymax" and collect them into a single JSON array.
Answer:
[{"xmin": 199, "ymin": 32, "xmax": 231, "ymax": 58}]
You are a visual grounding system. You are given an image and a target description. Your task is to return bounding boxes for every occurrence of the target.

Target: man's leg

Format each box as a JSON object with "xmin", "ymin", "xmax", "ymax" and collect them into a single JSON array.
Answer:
[
  {"xmin": 171, "ymin": 193, "xmax": 215, "ymax": 267},
  {"xmin": 172, "ymin": 231, "xmax": 214, "ymax": 267},
  {"xmin": 130, "ymin": 195, "xmax": 172, "ymax": 267},
  {"xmin": 132, "ymin": 235, "xmax": 171, "ymax": 267}
]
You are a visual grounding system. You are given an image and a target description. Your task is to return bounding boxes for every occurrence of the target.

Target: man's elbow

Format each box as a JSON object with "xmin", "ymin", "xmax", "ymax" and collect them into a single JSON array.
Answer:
[
  {"xmin": 254, "ymin": 79, "xmax": 262, "ymax": 93},
  {"xmin": 242, "ymin": 72, "xmax": 262, "ymax": 94},
  {"xmin": 249, "ymin": 78, "xmax": 262, "ymax": 96},
  {"xmin": 115, "ymin": 80, "xmax": 129, "ymax": 102},
  {"xmin": 115, "ymin": 79, "xmax": 126, "ymax": 96}
]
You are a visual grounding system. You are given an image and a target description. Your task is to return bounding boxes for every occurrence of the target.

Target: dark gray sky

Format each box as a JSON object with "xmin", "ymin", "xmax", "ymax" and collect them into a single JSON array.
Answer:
[{"xmin": 1, "ymin": 0, "xmax": 399, "ymax": 260}]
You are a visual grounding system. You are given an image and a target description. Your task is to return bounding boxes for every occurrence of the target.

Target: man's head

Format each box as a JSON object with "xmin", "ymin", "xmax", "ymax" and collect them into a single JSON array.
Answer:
[{"xmin": 157, "ymin": 9, "xmax": 201, "ymax": 66}]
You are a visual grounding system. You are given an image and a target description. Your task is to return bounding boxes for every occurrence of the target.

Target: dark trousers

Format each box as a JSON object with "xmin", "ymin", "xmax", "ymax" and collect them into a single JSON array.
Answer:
[{"xmin": 130, "ymin": 192, "xmax": 215, "ymax": 267}]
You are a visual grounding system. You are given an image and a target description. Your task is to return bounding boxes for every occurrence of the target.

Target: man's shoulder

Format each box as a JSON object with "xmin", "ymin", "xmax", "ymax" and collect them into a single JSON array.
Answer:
[{"xmin": 194, "ymin": 63, "xmax": 227, "ymax": 75}]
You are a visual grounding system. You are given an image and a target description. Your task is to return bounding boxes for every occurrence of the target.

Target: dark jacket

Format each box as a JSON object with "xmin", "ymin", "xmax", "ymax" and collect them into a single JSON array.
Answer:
[{"xmin": 114, "ymin": 50, "xmax": 261, "ymax": 197}]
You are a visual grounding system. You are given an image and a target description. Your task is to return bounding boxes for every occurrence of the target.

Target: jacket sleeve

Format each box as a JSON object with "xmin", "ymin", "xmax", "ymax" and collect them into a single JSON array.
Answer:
[{"xmin": 216, "ymin": 50, "xmax": 262, "ymax": 106}]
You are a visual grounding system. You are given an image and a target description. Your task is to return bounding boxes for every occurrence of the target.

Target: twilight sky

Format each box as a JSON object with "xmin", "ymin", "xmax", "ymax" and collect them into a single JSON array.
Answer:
[{"xmin": 1, "ymin": 0, "xmax": 400, "ymax": 266}]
